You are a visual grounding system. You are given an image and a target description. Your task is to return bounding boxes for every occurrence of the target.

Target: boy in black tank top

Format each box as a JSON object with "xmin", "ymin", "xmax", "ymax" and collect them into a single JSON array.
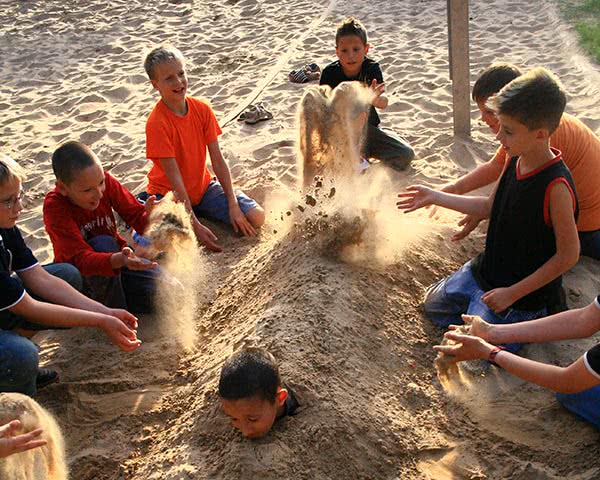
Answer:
[{"xmin": 397, "ymin": 67, "xmax": 580, "ymax": 353}]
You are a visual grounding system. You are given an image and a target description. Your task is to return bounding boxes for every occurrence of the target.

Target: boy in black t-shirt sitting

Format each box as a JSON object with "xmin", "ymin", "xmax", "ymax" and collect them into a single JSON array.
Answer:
[
  {"xmin": 219, "ymin": 348, "xmax": 298, "ymax": 439},
  {"xmin": 434, "ymin": 296, "xmax": 600, "ymax": 430},
  {"xmin": 320, "ymin": 17, "xmax": 414, "ymax": 171},
  {"xmin": 397, "ymin": 67, "xmax": 580, "ymax": 353}
]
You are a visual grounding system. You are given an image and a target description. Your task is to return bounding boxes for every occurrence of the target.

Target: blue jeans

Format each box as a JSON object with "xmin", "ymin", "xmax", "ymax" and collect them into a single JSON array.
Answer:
[
  {"xmin": 556, "ymin": 385, "xmax": 600, "ymax": 430},
  {"xmin": 0, "ymin": 330, "xmax": 39, "ymax": 396},
  {"xmin": 424, "ymin": 260, "xmax": 547, "ymax": 354},
  {"xmin": 86, "ymin": 235, "xmax": 160, "ymax": 313},
  {"xmin": 137, "ymin": 180, "xmax": 258, "ymax": 225},
  {"xmin": 579, "ymin": 230, "xmax": 600, "ymax": 260},
  {"xmin": 0, "ymin": 262, "xmax": 83, "ymax": 331}
]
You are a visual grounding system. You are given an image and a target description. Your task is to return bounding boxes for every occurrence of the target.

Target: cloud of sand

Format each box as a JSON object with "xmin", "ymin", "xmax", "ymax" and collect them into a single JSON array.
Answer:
[{"xmin": 145, "ymin": 194, "xmax": 210, "ymax": 351}]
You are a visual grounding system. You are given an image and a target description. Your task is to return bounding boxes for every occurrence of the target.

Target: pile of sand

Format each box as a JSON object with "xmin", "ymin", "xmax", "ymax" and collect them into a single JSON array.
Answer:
[{"xmin": 2, "ymin": 0, "xmax": 600, "ymax": 478}]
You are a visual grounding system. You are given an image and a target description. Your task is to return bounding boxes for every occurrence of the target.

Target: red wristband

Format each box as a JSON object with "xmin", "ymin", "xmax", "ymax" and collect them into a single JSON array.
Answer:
[{"xmin": 488, "ymin": 346, "xmax": 504, "ymax": 365}]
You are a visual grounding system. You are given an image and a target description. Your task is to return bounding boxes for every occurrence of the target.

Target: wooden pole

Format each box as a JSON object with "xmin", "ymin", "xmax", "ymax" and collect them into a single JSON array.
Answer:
[{"xmin": 448, "ymin": 0, "xmax": 470, "ymax": 137}]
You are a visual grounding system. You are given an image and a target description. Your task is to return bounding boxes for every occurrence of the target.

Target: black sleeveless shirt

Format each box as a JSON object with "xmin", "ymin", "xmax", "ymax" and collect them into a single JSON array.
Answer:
[{"xmin": 472, "ymin": 150, "xmax": 579, "ymax": 311}]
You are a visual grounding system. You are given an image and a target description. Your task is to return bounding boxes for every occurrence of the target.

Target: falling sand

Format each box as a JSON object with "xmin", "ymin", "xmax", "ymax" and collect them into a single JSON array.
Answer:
[{"xmin": 145, "ymin": 193, "xmax": 210, "ymax": 351}]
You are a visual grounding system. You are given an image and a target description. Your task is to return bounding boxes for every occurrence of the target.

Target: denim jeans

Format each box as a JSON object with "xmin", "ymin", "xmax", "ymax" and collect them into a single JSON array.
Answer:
[
  {"xmin": 137, "ymin": 180, "xmax": 258, "ymax": 225},
  {"xmin": 579, "ymin": 230, "xmax": 600, "ymax": 260},
  {"xmin": 423, "ymin": 260, "xmax": 548, "ymax": 354},
  {"xmin": 86, "ymin": 235, "xmax": 160, "ymax": 313},
  {"xmin": 0, "ymin": 328, "xmax": 39, "ymax": 395},
  {"xmin": 556, "ymin": 385, "xmax": 600, "ymax": 430}
]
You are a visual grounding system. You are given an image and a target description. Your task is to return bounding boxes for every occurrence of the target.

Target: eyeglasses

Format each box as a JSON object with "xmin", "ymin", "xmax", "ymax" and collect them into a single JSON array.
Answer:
[{"xmin": 0, "ymin": 190, "xmax": 25, "ymax": 210}]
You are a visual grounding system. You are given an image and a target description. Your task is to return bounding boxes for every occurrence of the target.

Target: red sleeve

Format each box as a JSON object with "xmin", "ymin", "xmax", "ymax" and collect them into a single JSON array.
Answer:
[
  {"xmin": 43, "ymin": 193, "xmax": 119, "ymax": 277},
  {"xmin": 492, "ymin": 145, "xmax": 508, "ymax": 165},
  {"xmin": 104, "ymin": 172, "xmax": 148, "ymax": 233}
]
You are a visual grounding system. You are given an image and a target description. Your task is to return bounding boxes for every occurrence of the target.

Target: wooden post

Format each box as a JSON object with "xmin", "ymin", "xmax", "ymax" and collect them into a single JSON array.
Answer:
[{"xmin": 448, "ymin": 0, "xmax": 470, "ymax": 137}]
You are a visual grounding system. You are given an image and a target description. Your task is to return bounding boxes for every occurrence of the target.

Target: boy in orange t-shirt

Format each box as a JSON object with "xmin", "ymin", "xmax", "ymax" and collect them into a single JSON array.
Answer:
[
  {"xmin": 140, "ymin": 45, "xmax": 265, "ymax": 252},
  {"xmin": 443, "ymin": 63, "xmax": 600, "ymax": 260}
]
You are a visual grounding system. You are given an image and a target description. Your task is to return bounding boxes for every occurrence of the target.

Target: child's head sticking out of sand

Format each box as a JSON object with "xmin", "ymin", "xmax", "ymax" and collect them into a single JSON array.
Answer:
[{"xmin": 218, "ymin": 348, "xmax": 298, "ymax": 439}]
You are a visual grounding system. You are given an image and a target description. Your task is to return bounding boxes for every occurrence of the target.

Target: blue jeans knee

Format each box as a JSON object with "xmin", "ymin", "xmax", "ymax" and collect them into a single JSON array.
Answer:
[
  {"xmin": 556, "ymin": 385, "xmax": 600, "ymax": 429},
  {"xmin": 44, "ymin": 262, "xmax": 83, "ymax": 292},
  {"xmin": 0, "ymin": 331, "xmax": 39, "ymax": 396}
]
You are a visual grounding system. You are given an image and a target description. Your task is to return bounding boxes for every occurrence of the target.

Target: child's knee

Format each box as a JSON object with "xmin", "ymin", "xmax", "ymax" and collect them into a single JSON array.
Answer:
[
  {"xmin": 88, "ymin": 235, "xmax": 120, "ymax": 253},
  {"xmin": 247, "ymin": 205, "xmax": 265, "ymax": 228}
]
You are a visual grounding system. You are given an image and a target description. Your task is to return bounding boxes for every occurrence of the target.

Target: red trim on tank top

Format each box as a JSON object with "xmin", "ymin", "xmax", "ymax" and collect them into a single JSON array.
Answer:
[{"xmin": 516, "ymin": 148, "xmax": 562, "ymax": 180}]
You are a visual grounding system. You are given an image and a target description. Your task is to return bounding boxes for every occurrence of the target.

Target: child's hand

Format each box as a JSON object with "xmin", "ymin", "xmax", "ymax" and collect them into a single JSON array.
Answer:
[
  {"xmin": 0, "ymin": 421, "xmax": 47, "ymax": 458},
  {"xmin": 433, "ymin": 331, "xmax": 495, "ymax": 362},
  {"xmin": 451, "ymin": 214, "xmax": 484, "ymax": 241},
  {"xmin": 481, "ymin": 287, "xmax": 516, "ymax": 313},
  {"xmin": 229, "ymin": 204, "xmax": 257, "ymax": 237},
  {"xmin": 121, "ymin": 247, "xmax": 158, "ymax": 271},
  {"xmin": 455, "ymin": 314, "xmax": 493, "ymax": 342},
  {"xmin": 106, "ymin": 308, "xmax": 138, "ymax": 331},
  {"xmin": 369, "ymin": 79, "xmax": 388, "ymax": 109},
  {"xmin": 100, "ymin": 315, "xmax": 142, "ymax": 352},
  {"xmin": 143, "ymin": 195, "xmax": 161, "ymax": 216},
  {"xmin": 396, "ymin": 185, "xmax": 438, "ymax": 213},
  {"xmin": 192, "ymin": 219, "xmax": 223, "ymax": 252}
]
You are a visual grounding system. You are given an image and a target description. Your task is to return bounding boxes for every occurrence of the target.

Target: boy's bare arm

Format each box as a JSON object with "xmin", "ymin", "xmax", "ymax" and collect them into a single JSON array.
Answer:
[
  {"xmin": 369, "ymin": 79, "xmax": 388, "ymax": 109},
  {"xmin": 397, "ymin": 186, "xmax": 491, "ymax": 217},
  {"xmin": 435, "ymin": 332, "xmax": 599, "ymax": 393},
  {"xmin": 207, "ymin": 140, "xmax": 257, "ymax": 237},
  {"xmin": 481, "ymin": 182, "xmax": 579, "ymax": 312},
  {"xmin": 442, "ymin": 160, "xmax": 504, "ymax": 195},
  {"xmin": 157, "ymin": 157, "xmax": 222, "ymax": 251},
  {"xmin": 459, "ymin": 301, "xmax": 600, "ymax": 345}
]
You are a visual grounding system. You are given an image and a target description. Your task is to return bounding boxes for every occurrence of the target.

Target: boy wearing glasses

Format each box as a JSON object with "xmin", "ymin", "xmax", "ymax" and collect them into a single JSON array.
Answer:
[{"xmin": 0, "ymin": 156, "xmax": 141, "ymax": 397}]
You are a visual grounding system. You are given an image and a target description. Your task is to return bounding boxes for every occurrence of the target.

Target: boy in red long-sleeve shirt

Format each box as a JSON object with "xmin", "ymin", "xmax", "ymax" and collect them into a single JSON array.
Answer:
[{"xmin": 43, "ymin": 141, "xmax": 160, "ymax": 313}]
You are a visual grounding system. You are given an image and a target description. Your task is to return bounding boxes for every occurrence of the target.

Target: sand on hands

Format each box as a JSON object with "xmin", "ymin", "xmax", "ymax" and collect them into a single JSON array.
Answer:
[{"xmin": 2, "ymin": 0, "xmax": 600, "ymax": 478}]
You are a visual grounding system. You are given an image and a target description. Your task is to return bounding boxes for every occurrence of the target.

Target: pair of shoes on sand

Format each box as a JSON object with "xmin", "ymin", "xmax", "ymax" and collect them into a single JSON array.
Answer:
[
  {"xmin": 289, "ymin": 63, "xmax": 321, "ymax": 83},
  {"xmin": 237, "ymin": 103, "xmax": 273, "ymax": 125},
  {"xmin": 37, "ymin": 369, "xmax": 59, "ymax": 390}
]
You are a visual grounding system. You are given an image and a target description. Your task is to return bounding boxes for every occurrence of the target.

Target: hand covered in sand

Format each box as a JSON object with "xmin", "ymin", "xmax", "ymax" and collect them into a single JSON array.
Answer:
[
  {"xmin": 433, "ymin": 331, "xmax": 495, "ymax": 362},
  {"xmin": 106, "ymin": 308, "xmax": 138, "ymax": 330},
  {"xmin": 229, "ymin": 203, "xmax": 257, "ymax": 237},
  {"xmin": 481, "ymin": 287, "xmax": 517, "ymax": 313},
  {"xmin": 450, "ymin": 314, "xmax": 494, "ymax": 342},
  {"xmin": 0, "ymin": 421, "xmax": 46, "ymax": 458},
  {"xmin": 99, "ymin": 315, "xmax": 141, "ymax": 352},
  {"xmin": 192, "ymin": 218, "xmax": 223, "ymax": 252},
  {"xmin": 397, "ymin": 185, "xmax": 439, "ymax": 213},
  {"xmin": 452, "ymin": 214, "xmax": 484, "ymax": 241}
]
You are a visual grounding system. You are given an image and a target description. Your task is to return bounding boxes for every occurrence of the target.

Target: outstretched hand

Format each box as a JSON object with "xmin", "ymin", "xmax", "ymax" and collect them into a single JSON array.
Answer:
[
  {"xmin": 449, "ymin": 314, "xmax": 493, "ymax": 342},
  {"xmin": 433, "ymin": 331, "xmax": 494, "ymax": 362},
  {"xmin": 121, "ymin": 247, "xmax": 157, "ymax": 271},
  {"xmin": 397, "ymin": 185, "xmax": 438, "ymax": 213},
  {"xmin": 100, "ymin": 315, "xmax": 142, "ymax": 352},
  {"xmin": 0, "ymin": 420, "xmax": 47, "ymax": 458},
  {"xmin": 452, "ymin": 214, "xmax": 484, "ymax": 241},
  {"xmin": 369, "ymin": 79, "xmax": 387, "ymax": 109}
]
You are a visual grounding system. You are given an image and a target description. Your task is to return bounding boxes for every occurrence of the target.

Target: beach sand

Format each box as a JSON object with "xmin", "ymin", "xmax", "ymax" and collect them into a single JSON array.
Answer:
[{"xmin": 2, "ymin": 0, "xmax": 600, "ymax": 478}]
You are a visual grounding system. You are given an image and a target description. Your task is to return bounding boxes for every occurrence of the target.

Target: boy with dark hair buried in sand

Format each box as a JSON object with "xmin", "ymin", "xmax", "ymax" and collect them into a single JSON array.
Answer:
[
  {"xmin": 219, "ymin": 348, "xmax": 298, "ymax": 439},
  {"xmin": 140, "ymin": 45, "xmax": 265, "ymax": 252},
  {"xmin": 398, "ymin": 67, "xmax": 580, "ymax": 353}
]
